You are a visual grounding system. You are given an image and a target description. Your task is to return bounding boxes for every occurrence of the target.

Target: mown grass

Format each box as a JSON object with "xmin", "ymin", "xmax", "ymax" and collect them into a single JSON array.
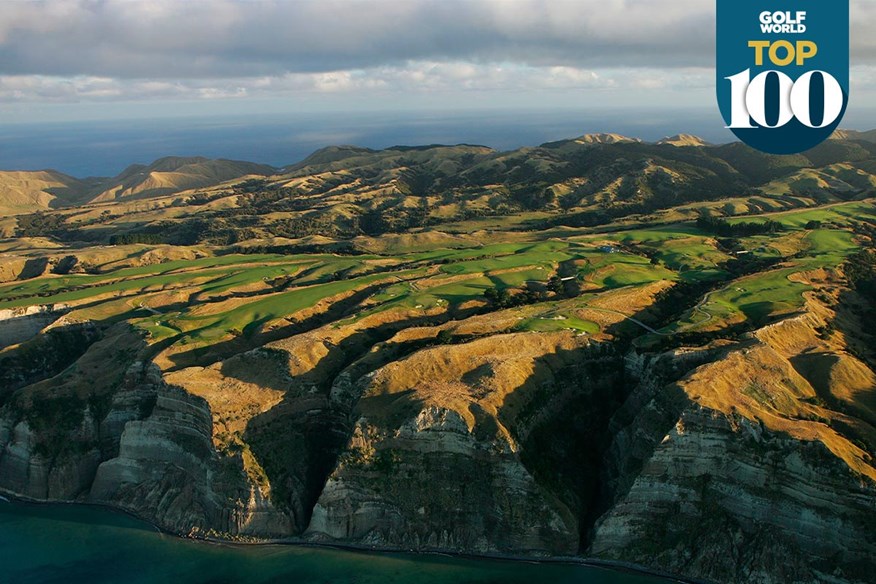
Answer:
[
  {"xmin": 0, "ymin": 269, "xmax": 221, "ymax": 309},
  {"xmin": 678, "ymin": 229, "xmax": 859, "ymax": 331},
  {"xmin": 709, "ymin": 268, "xmax": 810, "ymax": 325},
  {"xmin": 5, "ymin": 200, "xmax": 871, "ymax": 354},
  {"xmin": 726, "ymin": 200, "xmax": 876, "ymax": 229},
  {"xmin": 0, "ymin": 254, "xmax": 299, "ymax": 302},
  {"xmin": 488, "ymin": 266, "xmax": 551, "ymax": 287},
  {"xmin": 194, "ymin": 264, "xmax": 305, "ymax": 295},
  {"xmin": 578, "ymin": 252, "xmax": 676, "ymax": 288},
  {"xmin": 174, "ymin": 271, "xmax": 412, "ymax": 344},
  {"xmin": 439, "ymin": 249, "xmax": 571, "ymax": 276},
  {"xmin": 516, "ymin": 314, "xmax": 599, "ymax": 334},
  {"xmin": 802, "ymin": 229, "xmax": 858, "ymax": 264}
]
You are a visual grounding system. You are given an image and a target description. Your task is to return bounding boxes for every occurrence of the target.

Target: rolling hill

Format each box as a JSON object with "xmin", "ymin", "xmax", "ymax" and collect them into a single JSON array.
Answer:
[
  {"xmin": 0, "ymin": 170, "xmax": 93, "ymax": 214},
  {"xmin": 0, "ymin": 156, "xmax": 274, "ymax": 215},
  {"xmin": 1, "ymin": 132, "xmax": 875, "ymax": 584}
]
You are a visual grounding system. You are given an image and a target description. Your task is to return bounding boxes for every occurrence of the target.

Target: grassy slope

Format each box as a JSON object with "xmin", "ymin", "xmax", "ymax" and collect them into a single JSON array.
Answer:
[{"xmin": 5, "ymin": 201, "xmax": 870, "ymax": 348}]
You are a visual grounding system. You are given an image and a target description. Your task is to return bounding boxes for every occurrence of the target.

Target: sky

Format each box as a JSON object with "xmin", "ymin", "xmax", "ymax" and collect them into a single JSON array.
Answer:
[{"xmin": 1, "ymin": 0, "xmax": 875, "ymax": 126}]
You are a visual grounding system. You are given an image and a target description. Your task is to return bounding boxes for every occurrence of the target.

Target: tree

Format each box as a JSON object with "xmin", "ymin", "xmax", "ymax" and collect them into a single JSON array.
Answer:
[{"xmin": 547, "ymin": 275, "xmax": 564, "ymax": 295}]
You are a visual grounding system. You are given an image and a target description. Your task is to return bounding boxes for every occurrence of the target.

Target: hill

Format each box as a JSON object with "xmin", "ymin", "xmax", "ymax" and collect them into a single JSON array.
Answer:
[
  {"xmin": 7, "ymin": 132, "xmax": 876, "ymax": 249},
  {"xmin": 831, "ymin": 129, "xmax": 876, "ymax": 143},
  {"xmin": 0, "ymin": 170, "xmax": 93, "ymax": 215},
  {"xmin": 574, "ymin": 133, "xmax": 641, "ymax": 145},
  {"xmin": 0, "ymin": 132, "xmax": 875, "ymax": 584},
  {"xmin": 88, "ymin": 156, "xmax": 275, "ymax": 202},
  {"xmin": 656, "ymin": 133, "xmax": 708, "ymax": 147},
  {"xmin": 0, "ymin": 157, "xmax": 275, "ymax": 215}
]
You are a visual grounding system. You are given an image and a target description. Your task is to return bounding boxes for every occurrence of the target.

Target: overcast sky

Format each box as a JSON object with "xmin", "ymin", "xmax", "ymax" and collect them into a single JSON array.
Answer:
[{"xmin": 1, "ymin": 0, "xmax": 875, "ymax": 124}]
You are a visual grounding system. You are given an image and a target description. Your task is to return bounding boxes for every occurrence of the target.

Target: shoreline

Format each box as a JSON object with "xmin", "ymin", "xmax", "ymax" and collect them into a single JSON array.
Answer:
[{"xmin": 0, "ymin": 489, "xmax": 710, "ymax": 584}]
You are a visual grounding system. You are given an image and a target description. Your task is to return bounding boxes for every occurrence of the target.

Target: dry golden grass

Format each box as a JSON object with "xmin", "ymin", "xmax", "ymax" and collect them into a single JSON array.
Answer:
[
  {"xmin": 681, "ymin": 345, "xmax": 876, "ymax": 481},
  {"xmin": 0, "ymin": 258, "xmax": 27, "ymax": 283},
  {"xmin": 0, "ymin": 170, "xmax": 90, "ymax": 214},
  {"xmin": 165, "ymin": 363, "xmax": 285, "ymax": 445},
  {"xmin": 358, "ymin": 331, "xmax": 588, "ymax": 446},
  {"xmin": 16, "ymin": 324, "xmax": 145, "ymax": 405},
  {"xmin": 681, "ymin": 280, "xmax": 876, "ymax": 482},
  {"xmin": 352, "ymin": 231, "xmax": 480, "ymax": 254}
]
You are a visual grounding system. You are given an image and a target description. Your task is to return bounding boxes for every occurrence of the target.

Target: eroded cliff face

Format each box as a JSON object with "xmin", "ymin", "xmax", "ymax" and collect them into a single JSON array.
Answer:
[
  {"xmin": 0, "ymin": 324, "xmax": 145, "ymax": 499},
  {"xmin": 586, "ymin": 293, "xmax": 876, "ymax": 584},
  {"xmin": 590, "ymin": 405, "xmax": 875, "ymax": 584},
  {"xmin": 0, "ymin": 293, "xmax": 874, "ymax": 583},
  {"xmin": 307, "ymin": 332, "xmax": 621, "ymax": 555},
  {"xmin": 308, "ymin": 409, "xmax": 576, "ymax": 554},
  {"xmin": 0, "ymin": 304, "xmax": 69, "ymax": 350}
]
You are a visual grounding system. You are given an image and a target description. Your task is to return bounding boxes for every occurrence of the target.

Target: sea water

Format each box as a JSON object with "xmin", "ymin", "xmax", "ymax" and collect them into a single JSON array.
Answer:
[{"xmin": 0, "ymin": 500, "xmax": 674, "ymax": 584}]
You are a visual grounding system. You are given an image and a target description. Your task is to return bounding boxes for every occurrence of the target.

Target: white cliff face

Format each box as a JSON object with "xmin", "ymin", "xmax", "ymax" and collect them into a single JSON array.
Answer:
[
  {"xmin": 0, "ymin": 359, "xmax": 296, "ymax": 539},
  {"xmin": 0, "ymin": 421, "xmax": 49, "ymax": 498},
  {"xmin": 307, "ymin": 407, "xmax": 578, "ymax": 555},
  {"xmin": 0, "ymin": 305, "xmax": 69, "ymax": 350},
  {"xmin": 590, "ymin": 399, "xmax": 876, "ymax": 584},
  {"xmin": 89, "ymin": 383, "xmax": 218, "ymax": 527},
  {"xmin": 0, "ymin": 411, "xmax": 101, "ymax": 501},
  {"xmin": 88, "ymin": 366, "xmax": 294, "ymax": 538}
]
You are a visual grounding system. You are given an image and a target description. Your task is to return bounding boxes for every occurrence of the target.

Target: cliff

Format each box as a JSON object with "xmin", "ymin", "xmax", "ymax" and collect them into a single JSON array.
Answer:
[{"xmin": 1, "ymin": 141, "xmax": 875, "ymax": 583}]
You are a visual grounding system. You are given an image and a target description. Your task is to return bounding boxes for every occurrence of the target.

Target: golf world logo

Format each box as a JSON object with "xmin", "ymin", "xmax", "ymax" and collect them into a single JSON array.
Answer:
[{"xmin": 717, "ymin": 0, "xmax": 849, "ymax": 154}]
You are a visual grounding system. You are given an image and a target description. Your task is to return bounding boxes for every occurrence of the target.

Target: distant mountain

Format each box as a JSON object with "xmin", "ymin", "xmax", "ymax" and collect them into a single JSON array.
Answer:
[
  {"xmin": 6, "ymin": 131, "xmax": 876, "ymax": 245},
  {"xmin": 830, "ymin": 129, "xmax": 876, "ymax": 143},
  {"xmin": 286, "ymin": 146, "xmax": 379, "ymax": 170},
  {"xmin": 657, "ymin": 134, "xmax": 709, "ymax": 147},
  {"xmin": 88, "ymin": 156, "xmax": 275, "ymax": 202},
  {"xmin": 574, "ymin": 133, "xmax": 641, "ymax": 145},
  {"xmin": 0, "ymin": 157, "xmax": 274, "ymax": 215}
]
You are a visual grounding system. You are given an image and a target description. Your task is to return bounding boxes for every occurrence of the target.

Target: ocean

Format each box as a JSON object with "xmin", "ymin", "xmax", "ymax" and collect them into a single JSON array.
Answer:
[
  {"xmin": 0, "ymin": 108, "xmax": 737, "ymax": 178},
  {"xmin": 0, "ymin": 499, "xmax": 675, "ymax": 584}
]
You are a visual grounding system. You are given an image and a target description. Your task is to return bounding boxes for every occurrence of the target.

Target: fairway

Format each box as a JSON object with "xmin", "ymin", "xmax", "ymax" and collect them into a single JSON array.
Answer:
[{"xmin": 4, "ymin": 199, "xmax": 873, "ymax": 369}]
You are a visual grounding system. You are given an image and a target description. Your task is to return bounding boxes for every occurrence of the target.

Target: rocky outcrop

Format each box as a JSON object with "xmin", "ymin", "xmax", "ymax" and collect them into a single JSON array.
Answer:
[
  {"xmin": 89, "ymin": 372, "xmax": 220, "ymax": 532},
  {"xmin": 89, "ymin": 362, "xmax": 294, "ymax": 538},
  {"xmin": 306, "ymin": 332, "xmax": 625, "ymax": 555},
  {"xmin": 590, "ymin": 405, "xmax": 875, "ymax": 584},
  {"xmin": 0, "ymin": 419, "xmax": 50, "ymax": 498},
  {"xmin": 0, "ymin": 404, "xmax": 102, "ymax": 500},
  {"xmin": 308, "ymin": 408, "xmax": 577, "ymax": 554},
  {"xmin": 586, "ymin": 335, "xmax": 876, "ymax": 584},
  {"xmin": 0, "ymin": 304, "xmax": 69, "ymax": 350}
]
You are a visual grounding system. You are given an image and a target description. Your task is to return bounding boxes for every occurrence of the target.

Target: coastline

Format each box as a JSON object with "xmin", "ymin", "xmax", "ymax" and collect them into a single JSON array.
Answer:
[{"xmin": 0, "ymin": 489, "xmax": 710, "ymax": 584}]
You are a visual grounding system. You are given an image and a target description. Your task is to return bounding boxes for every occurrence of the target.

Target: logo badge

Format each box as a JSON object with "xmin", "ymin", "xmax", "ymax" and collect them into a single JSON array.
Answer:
[{"xmin": 717, "ymin": 0, "xmax": 849, "ymax": 154}]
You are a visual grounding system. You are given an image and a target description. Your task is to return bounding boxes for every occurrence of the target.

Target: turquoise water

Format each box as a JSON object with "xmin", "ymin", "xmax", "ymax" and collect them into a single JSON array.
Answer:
[{"xmin": 0, "ymin": 500, "xmax": 672, "ymax": 584}]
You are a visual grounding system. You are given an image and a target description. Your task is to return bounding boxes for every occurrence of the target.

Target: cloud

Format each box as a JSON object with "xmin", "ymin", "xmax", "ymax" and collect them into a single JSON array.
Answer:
[
  {"xmin": 0, "ymin": 1, "xmax": 873, "ymax": 108},
  {"xmin": 6, "ymin": 0, "xmax": 871, "ymax": 79},
  {"xmin": 0, "ymin": 63, "xmax": 719, "ymax": 103}
]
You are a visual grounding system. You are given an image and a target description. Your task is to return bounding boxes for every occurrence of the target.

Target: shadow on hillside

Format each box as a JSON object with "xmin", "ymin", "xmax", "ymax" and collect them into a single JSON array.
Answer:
[
  {"xmin": 45, "ymin": 185, "xmax": 93, "ymax": 209},
  {"xmin": 496, "ymin": 344, "xmax": 628, "ymax": 548},
  {"xmin": 788, "ymin": 353, "xmax": 839, "ymax": 401},
  {"xmin": 163, "ymin": 283, "xmax": 386, "ymax": 371},
  {"xmin": 16, "ymin": 258, "xmax": 50, "ymax": 281},
  {"xmin": 0, "ymin": 321, "xmax": 101, "ymax": 402},
  {"xmin": 234, "ymin": 309, "xmax": 460, "ymax": 532},
  {"xmin": 833, "ymin": 289, "xmax": 876, "ymax": 371}
]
